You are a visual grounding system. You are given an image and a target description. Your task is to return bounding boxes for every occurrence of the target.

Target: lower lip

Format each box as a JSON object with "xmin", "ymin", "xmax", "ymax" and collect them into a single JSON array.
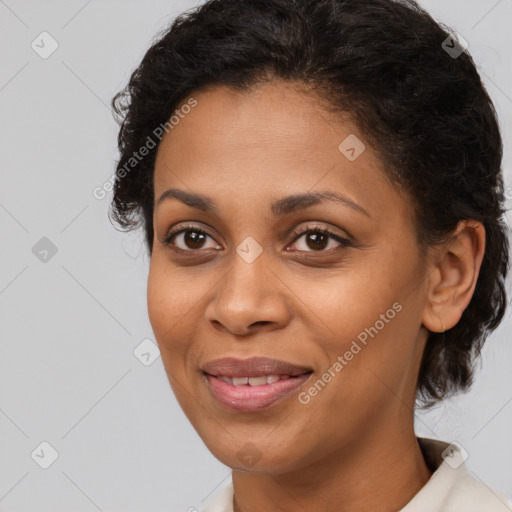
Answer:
[{"xmin": 204, "ymin": 373, "xmax": 312, "ymax": 412}]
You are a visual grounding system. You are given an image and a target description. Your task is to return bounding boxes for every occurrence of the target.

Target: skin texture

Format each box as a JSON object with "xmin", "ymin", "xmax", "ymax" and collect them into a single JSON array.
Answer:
[{"xmin": 147, "ymin": 80, "xmax": 485, "ymax": 512}]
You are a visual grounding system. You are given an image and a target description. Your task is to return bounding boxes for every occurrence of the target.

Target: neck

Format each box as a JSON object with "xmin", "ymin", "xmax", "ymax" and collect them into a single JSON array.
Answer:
[{"xmin": 232, "ymin": 423, "xmax": 432, "ymax": 512}]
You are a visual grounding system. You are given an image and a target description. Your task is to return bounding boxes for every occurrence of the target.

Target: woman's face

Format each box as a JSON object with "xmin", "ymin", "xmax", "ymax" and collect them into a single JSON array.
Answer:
[{"xmin": 147, "ymin": 81, "xmax": 432, "ymax": 473}]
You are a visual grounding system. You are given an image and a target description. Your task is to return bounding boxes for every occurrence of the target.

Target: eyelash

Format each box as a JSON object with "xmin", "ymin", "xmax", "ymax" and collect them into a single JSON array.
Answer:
[{"xmin": 162, "ymin": 223, "xmax": 352, "ymax": 254}]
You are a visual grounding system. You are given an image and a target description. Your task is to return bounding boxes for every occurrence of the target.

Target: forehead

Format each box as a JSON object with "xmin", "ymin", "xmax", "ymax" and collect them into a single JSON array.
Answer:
[
  {"xmin": 156, "ymin": 81, "xmax": 341, "ymax": 164},
  {"xmin": 153, "ymin": 81, "xmax": 410, "ymax": 224}
]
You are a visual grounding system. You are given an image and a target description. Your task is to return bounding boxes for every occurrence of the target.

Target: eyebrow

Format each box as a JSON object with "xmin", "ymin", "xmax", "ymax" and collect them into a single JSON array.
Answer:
[{"xmin": 155, "ymin": 188, "xmax": 370, "ymax": 218}]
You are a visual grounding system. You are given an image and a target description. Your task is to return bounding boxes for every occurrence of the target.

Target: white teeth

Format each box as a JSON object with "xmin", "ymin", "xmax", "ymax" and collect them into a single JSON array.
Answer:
[
  {"xmin": 232, "ymin": 377, "xmax": 249, "ymax": 386},
  {"xmin": 216, "ymin": 375, "xmax": 285, "ymax": 385},
  {"xmin": 248, "ymin": 376, "xmax": 267, "ymax": 386}
]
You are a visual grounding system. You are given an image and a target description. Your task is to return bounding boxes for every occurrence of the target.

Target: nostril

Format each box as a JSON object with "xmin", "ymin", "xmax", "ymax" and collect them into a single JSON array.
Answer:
[{"xmin": 252, "ymin": 321, "xmax": 270, "ymax": 327}]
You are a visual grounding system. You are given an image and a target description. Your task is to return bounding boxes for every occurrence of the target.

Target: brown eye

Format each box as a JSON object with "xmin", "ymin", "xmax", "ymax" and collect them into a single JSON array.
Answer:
[
  {"xmin": 164, "ymin": 226, "xmax": 221, "ymax": 251},
  {"xmin": 303, "ymin": 232, "xmax": 329, "ymax": 251},
  {"xmin": 182, "ymin": 230, "xmax": 207, "ymax": 249},
  {"xmin": 289, "ymin": 226, "xmax": 351, "ymax": 253}
]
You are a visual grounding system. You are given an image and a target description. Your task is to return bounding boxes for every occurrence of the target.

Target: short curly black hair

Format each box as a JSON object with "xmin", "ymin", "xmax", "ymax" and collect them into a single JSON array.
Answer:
[{"xmin": 109, "ymin": 0, "xmax": 509, "ymax": 408}]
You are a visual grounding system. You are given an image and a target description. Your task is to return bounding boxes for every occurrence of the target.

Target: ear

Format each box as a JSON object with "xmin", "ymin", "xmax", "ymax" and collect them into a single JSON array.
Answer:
[{"xmin": 422, "ymin": 220, "xmax": 486, "ymax": 333}]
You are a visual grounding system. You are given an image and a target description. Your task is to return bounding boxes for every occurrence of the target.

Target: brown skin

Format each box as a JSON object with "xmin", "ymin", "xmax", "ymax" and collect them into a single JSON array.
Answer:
[{"xmin": 147, "ymin": 80, "xmax": 485, "ymax": 512}]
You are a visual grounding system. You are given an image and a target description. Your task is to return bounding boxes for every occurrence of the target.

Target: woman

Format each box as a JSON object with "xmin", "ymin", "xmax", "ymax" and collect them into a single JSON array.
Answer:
[{"xmin": 109, "ymin": 0, "xmax": 511, "ymax": 510}]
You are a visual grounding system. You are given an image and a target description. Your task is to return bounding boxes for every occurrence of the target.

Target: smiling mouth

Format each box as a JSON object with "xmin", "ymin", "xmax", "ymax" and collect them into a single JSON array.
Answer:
[
  {"xmin": 202, "ymin": 370, "xmax": 313, "ymax": 412},
  {"xmin": 213, "ymin": 374, "xmax": 296, "ymax": 385}
]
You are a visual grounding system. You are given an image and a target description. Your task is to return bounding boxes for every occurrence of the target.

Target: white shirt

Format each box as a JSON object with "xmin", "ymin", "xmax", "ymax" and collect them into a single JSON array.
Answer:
[{"xmin": 201, "ymin": 437, "xmax": 512, "ymax": 512}]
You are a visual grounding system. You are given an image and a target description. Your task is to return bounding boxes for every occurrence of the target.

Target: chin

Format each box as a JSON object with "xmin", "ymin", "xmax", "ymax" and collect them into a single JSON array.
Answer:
[{"xmin": 197, "ymin": 429, "xmax": 311, "ymax": 475}]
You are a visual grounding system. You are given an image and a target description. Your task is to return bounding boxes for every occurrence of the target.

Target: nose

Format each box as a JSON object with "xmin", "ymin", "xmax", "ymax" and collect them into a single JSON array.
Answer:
[{"xmin": 203, "ymin": 248, "xmax": 292, "ymax": 336}]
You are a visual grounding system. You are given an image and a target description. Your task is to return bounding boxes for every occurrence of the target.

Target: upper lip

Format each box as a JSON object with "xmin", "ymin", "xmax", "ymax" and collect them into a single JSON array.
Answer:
[{"xmin": 202, "ymin": 357, "xmax": 313, "ymax": 378}]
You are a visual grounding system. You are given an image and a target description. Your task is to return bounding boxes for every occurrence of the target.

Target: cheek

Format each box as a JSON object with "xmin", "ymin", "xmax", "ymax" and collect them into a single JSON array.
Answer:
[
  {"xmin": 314, "ymin": 300, "xmax": 424, "ymax": 426},
  {"xmin": 146, "ymin": 263, "xmax": 198, "ymax": 403},
  {"xmin": 301, "ymin": 257, "xmax": 423, "ymax": 398},
  {"xmin": 146, "ymin": 259, "xmax": 199, "ymax": 350},
  {"xmin": 294, "ymin": 264, "xmax": 400, "ymax": 343}
]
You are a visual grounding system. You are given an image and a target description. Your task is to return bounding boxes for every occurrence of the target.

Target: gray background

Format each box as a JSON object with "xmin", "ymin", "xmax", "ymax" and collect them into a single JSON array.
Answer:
[{"xmin": 0, "ymin": 0, "xmax": 511, "ymax": 510}]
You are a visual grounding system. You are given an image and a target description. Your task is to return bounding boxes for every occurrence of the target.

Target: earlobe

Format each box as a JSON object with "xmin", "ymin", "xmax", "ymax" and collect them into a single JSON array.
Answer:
[{"xmin": 422, "ymin": 220, "xmax": 486, "ymax": 333}]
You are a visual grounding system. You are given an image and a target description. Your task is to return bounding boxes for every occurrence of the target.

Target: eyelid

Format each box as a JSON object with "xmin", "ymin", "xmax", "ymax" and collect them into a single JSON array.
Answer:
[
  {"xmin": 163, "ymin": 222, "xmax": 217, "ymax": 246},
  {"xmin": 287, "ymin": 224, "xmax": 352, "ymax": 252},
  {"xmin": 289, "ymin": 223, "xmax": 351, "ymax": 243}
]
